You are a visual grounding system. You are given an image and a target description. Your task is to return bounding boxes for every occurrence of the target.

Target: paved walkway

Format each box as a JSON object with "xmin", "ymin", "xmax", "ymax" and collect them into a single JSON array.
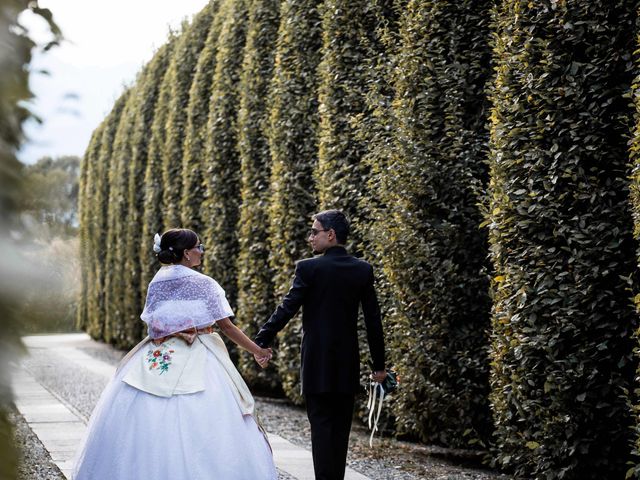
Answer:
[{"xmin": 12, "ymin": 333, "xmax": 371, "ymax": 480}]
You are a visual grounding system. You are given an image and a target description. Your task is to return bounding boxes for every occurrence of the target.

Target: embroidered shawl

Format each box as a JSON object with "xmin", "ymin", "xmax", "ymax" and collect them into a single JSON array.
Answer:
[{"xmin": 141, "ymin": 264, "xmax": 233, "ymax": 339}]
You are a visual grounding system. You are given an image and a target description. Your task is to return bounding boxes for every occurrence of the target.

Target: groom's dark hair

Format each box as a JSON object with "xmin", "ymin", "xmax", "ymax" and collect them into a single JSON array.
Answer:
[{"xmin": 313, "ymin": 210, "xmax": 349, "ymax": 245}]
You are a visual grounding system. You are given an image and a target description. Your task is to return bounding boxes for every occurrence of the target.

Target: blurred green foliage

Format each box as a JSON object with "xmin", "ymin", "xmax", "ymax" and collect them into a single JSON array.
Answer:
[
  {"xmin": 0, "ymin": 1, "xmax": 62, "ymax": 478},
  {"xmin": 20, "ymin": 237, "xmax": 80, "ymax": 334}
]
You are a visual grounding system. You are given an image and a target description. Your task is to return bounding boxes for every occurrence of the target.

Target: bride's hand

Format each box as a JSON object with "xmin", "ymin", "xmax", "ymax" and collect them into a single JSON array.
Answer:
[{"xmin": 254, "ymin": 347, "xmax": 272, "ymax": 368}]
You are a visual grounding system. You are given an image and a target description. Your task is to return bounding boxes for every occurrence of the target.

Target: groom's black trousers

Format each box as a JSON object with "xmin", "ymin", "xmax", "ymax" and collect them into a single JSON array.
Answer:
[{"xmin": 305, "ymin": 392, "xmax": 356, "ymax": 480}]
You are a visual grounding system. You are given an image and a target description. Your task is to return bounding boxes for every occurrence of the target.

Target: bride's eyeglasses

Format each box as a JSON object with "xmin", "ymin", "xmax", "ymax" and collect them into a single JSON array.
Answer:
[{"xmin": 193, "ymin": 244, "xmax": 205, "ymax": 253}]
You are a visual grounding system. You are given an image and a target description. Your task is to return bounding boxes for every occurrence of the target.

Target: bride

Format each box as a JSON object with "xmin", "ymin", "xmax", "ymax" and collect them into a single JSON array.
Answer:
[{"xmin": 72, "ymin": 228, "xmax": 278, "ymax": 479}]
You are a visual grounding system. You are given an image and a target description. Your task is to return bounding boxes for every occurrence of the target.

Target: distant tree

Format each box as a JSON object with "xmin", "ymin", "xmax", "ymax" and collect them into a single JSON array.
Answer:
[{"xmin": 20, "ymin": 155, "xmax": 80, "ymax": 237}]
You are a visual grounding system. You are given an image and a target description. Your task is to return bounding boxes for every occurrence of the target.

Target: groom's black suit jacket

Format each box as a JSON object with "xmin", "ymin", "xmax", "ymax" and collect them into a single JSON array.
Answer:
[{"xmin": 255, "ymin": 246, "xmax": 385, "ymax": 394}]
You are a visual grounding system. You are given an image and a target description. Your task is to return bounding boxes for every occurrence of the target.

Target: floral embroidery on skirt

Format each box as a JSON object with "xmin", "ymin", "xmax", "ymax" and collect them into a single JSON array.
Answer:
[{"xmin": 145, "ymin": 344, "xmax": 175, "ymax": 374}]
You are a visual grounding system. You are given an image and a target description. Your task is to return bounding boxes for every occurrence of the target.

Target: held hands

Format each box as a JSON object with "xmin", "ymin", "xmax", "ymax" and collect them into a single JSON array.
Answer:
[
  {"xmin": 371, "ymin": 370, "xmax": 387, "ymax": 383},
  {"xmin": 254, "ymin": 347, "xmax": 273, "ymax": 369}
]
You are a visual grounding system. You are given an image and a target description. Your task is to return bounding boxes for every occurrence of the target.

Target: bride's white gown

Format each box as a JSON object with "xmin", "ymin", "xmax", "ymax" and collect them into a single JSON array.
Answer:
[{"xmin": 71, "ymin": 339, "xmax": 278, "ymax": 480}]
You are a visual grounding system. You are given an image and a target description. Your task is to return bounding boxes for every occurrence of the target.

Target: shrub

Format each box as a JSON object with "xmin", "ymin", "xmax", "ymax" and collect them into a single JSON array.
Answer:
[
  {"xmin": 201, "ymin": 0, "xmax": 249, "ymax": 312},
  {"xmin": 162, "ymin": 5, "xmax": 216, "ymax": 229},
  {"xmin": 235, "ymin": 0, "xmax": 282, "ymax": 391},
  {"xmin": 316, "ymin": 0, "xmax": 401, "ymax": 424},
  {"xmin": 371, "ymin": 0, "xmax": 494, "ymax": 448},
  {"xmin": 77, "ymin": 126, "xmax": 103, "ymax": 332},
  {"xmin": 265, "ymin": 0, "xmax": 323, "ymax": 404},
  {"xmin": 120, "ymin": 41, "xmax": 177, "ymax": 348},
  {"xmin": 103, "ymin": 87, "xmax": 136, "ymax": 346},
  {"xmin": 487, "ymin": 1, "xmax": 639, "ymax": 476},
  {"xmin": 86, "ymin": 92, "xmax": 130, "ymax": 339},
  {"xmin": 140, "ymin": 31, "xmax": 180, "ymax": 304},
  {"xmin": 180, "ymin": 1, "xmax": 224, "ymax": 234}
]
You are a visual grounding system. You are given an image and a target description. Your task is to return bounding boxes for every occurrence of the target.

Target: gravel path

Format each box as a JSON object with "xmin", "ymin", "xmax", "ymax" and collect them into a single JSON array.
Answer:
[
  {"xmin": 253, "ymin": 397, "xmax": 507, "ymax": 480},
  {"xmin": 13, "ymin": 338, "xmax": 510, "ymax": 480},
  {"xmin": 10, "ymin": 408, "xmax": 64, "ymax": 480}
]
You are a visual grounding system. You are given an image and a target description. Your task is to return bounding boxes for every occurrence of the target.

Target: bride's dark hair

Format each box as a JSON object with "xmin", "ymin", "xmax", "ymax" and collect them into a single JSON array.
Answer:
[{"xmin": 157, "ymin": 228, "xmax": 199, "ymax": 264}]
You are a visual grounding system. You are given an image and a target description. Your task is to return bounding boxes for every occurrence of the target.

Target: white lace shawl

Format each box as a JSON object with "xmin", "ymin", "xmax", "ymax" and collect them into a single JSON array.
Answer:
[{"xmin": 141, "ymin": 265, "xmax": 233, "ymax": 339}]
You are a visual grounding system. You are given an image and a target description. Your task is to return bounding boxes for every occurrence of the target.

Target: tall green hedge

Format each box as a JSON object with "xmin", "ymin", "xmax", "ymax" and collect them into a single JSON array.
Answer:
[
  {"xmin": 316, "ymin": 0, "xmax": 383, "ymax": 252},
  {"xmin": 78, "ymin": 4, "xmax": 640, "ymax": 474},
  {"xmin": 624, "ymin": 16, "xmax": 640, "ymax": 480},
  {"xmin": 370, "ymin": 0, "xmax": 494, "ymax": 448},
  {"xmin": 103, "ymin": 88, "xmax": 135, "ymax": 346},
  {"xmin": 77, "ymin": 126, "xmax": 103, "ymax": 332},
  {"xmin": 316, "ymin": 0, "xmax": 403, "ymax": 426},
  {"xmin": 120, "ymin": 42, "xmax": 176, "ymax": 347},
  {"xmin": 201, "ymin": 0, "xmax": 249, "ymax": 312},
  {"xmin": 265, "ymin": 0, "xmax": 323, "ymax": 405},
  {"xmin": 140, "ymin": 31, "xmax": 179, "ymax": 304},
  {"xmin": 351, "ymin": 0, "xmax": 402, "ymax": 434},
  {"xmin": 235, "ymin": 0, "xmax": 281, "ymax": 390},
  {"xmin": 487, "ymin": 1, "xmax": 638, "ymax": 477},
  {"xmin": 86, "ymin": 93, "xmax": 130, "ymax": 339},
  {"xmin": 180, "ymin": 1, "xmax": 224, "ymax": 234},
  {"xmin": 79, "ymin": 123, "xmax": 104, "ymax": 334},
  {"xmin": 162, "ymin": 6, "xmax": 215, "ymax": 229}
]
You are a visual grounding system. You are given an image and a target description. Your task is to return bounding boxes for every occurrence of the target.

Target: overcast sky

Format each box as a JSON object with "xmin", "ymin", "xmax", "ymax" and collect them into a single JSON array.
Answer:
[{"xmin": 18, "ymin": 0, "xmax": 210, "ymax": 164}]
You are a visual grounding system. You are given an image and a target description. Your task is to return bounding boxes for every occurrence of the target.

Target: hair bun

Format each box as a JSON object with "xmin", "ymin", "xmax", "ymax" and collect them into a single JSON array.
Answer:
[{"xmin": 154, "ymin": 228, "xmax": 199, "ymax": 265}]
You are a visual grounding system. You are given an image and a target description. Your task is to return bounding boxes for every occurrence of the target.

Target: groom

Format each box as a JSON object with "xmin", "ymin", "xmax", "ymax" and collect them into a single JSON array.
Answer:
[{"xmin": 254, "ymin": 209, "xmax": 386, "ymax": 480}]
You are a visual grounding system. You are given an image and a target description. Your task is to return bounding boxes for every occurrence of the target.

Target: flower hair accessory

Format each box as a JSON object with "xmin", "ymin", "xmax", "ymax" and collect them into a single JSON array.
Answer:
[{"xmin": 153, "ymin": 233, "xmax": 162, "ymax": 253}]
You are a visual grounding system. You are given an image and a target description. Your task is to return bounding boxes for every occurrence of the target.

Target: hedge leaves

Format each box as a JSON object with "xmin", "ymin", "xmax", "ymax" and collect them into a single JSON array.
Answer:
[{"xmin": 487, "ymin": 1, "xmax": 639, "ymax": 476}]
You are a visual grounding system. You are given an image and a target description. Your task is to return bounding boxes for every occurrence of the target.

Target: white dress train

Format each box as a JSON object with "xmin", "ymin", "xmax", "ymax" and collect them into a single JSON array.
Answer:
[{"xmin": 71, "ymin": 337, "xmax": 278, "ymax": 480}]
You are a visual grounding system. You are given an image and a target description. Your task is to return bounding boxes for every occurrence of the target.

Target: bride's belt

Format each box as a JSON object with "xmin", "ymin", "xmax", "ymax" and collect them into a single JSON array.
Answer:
[{"xmin": 151, "ymin": 325, "xmax": 215, "ymax": 346}]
